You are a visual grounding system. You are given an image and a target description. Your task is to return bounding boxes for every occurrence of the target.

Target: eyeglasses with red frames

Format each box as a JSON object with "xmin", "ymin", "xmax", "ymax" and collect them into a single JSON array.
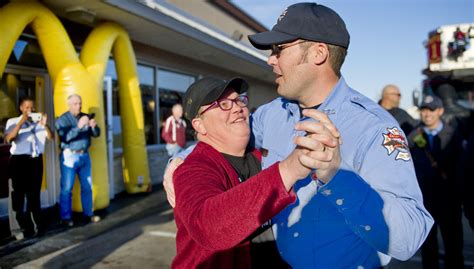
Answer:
[
  {"xmin": 271, "ymin": 40, "xmax": 307, "ymax": 56},
  {"xmin": 199, "ymin": 95, "xmax": 249, "ymax": 116}
]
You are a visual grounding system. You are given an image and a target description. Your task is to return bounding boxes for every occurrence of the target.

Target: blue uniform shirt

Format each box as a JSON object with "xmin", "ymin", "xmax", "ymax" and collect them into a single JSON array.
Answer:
[
  {"xmin": 251, "ymin": 77, "xmax": 433, "ymax": 268},
  {"xmin": 55, "ymin": 112, "xmax": 100, "ymax": 151}
]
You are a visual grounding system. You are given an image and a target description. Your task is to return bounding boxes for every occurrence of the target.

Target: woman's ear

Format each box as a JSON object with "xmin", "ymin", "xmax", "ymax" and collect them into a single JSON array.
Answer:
[{"xmin": 192, "ymin": 118, "xmax": 207, "ymax": 135}]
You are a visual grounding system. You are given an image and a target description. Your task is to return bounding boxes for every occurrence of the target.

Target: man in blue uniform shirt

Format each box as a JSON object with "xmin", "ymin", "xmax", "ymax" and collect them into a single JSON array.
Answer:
[{"xmin": 164, "ymin": 3, "xmax": 433, "ymax": 268}]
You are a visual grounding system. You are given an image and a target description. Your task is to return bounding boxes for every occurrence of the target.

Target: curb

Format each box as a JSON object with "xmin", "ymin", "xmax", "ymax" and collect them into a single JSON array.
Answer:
[{"xmin": 0, "ymin": 187, "xmax": 170, "ymax": 268}]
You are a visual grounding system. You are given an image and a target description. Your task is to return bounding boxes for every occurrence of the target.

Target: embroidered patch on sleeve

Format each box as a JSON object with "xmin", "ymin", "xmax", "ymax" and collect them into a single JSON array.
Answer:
[{"xmin": 382, "ymin": 127, "xmax": 411, "ymax": 161}]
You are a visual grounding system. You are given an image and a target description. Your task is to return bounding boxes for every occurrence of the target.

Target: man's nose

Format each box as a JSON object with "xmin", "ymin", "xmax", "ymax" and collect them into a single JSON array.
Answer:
[{"xmin": 267, "ymin": 54, "xmax": 278, "ymax": 66}]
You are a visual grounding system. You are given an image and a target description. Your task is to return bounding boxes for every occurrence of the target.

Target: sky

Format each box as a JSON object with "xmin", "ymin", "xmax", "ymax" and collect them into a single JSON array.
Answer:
[{"xmin": 232, "ymin": 0, "xmax": 474, "ymax": 109}]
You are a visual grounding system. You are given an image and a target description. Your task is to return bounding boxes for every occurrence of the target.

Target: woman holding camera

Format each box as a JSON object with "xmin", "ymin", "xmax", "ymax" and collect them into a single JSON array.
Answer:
[{"xmin": 5, "ymin": 96, "xmax": 53, "ymax": 238}]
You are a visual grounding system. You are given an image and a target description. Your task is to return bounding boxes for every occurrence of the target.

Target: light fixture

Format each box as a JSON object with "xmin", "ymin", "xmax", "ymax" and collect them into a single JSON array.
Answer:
[{"xmin": 65, "ymin": 6, "xmax": 97, "ymax": 25}]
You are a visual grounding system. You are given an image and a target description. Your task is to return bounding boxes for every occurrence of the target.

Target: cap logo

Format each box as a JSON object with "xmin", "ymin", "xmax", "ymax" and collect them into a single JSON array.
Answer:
[
  {"xmin": 424, "ymin": 96, "xmax": 433, "ymax": 103},
  {"xmin": 277, "ymin": 8, "xmax": 288, "ymax": 22}
]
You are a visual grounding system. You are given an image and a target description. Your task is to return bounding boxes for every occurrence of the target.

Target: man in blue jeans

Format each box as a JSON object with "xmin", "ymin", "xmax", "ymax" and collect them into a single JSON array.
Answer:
[{"xmin": 55, "ymin": 94, "xmax": 100, "ymax": 226}]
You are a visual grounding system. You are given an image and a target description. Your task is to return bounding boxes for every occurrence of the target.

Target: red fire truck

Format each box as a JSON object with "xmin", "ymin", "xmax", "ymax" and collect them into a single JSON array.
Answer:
[{"xmin": 423, "ymin": 23, "xmax": 474, "ymax": 110}]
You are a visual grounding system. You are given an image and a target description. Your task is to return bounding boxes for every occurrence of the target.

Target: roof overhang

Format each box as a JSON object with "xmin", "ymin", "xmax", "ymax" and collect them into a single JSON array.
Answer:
[{"xmin": 41, "ymin": 0, "xmax": 275, "ymax": 83}]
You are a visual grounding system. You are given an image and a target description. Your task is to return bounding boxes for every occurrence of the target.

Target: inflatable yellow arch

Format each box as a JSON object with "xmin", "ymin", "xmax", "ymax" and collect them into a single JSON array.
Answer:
[{"xmin": 0, "ymin": 1, "xmax": 151, "ymax": 210}]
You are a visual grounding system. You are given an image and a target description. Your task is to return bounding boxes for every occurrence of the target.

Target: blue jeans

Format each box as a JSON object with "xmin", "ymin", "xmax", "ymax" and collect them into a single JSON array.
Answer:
[
  {"xmin": 165, "ymin": 143, "xmax": 183, "ymax": 157},
  {"xmin": 59, "ymin": 150, "xmax": 93, "ymax": 220}
]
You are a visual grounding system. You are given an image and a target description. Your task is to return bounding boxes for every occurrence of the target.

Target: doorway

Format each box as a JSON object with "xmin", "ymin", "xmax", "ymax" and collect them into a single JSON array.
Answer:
[
  {"xmin": 0, "ymin": 66, "xmax": 56, "ymax": 218},
  {"xmin": 103, "ymin": 76, "xmax": 115, "ymax": 199}
]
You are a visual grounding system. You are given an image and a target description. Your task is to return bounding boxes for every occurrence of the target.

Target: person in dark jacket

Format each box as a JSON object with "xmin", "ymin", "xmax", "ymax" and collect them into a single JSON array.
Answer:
[
  {"xmin": 408, "ymin": 94, "xmax": 465, "ymax": 269},
  {"xmin": 461, "ymin": 132, "xmax": 474, "ymax": 230},
  {"xmin": 172, "ymin": 77, "xmax": 338, "ymax": 269},
  {"xmin": 436, "ymin": 83, "xmax": 472, "ymax": 140},
  {"xmin": 379, "ymin": 84, "xmax": 418, "ymax": 134}
]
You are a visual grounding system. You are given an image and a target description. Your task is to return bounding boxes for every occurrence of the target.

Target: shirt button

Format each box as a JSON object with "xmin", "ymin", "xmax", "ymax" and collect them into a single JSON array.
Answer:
[
  {"xmin": 293, "ymin": 232, "xmax": 299, "ymax": 237},
  {"xmin": 365, "ymin": 225, "xmax": 371, "ymax": 231},
  {"xmin": 336, "ymin": 199, "xmax": 343, "ymax": 205},
  {"xmin": 357, "ymin": 266, "xmax": 364, "ymax": 269},
  {"xmin": 322, "ymin": 189, "xmax": 332, "ymax": 196}
]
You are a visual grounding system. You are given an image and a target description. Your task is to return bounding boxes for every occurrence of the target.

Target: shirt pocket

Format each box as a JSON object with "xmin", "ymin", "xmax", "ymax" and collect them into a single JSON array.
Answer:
[
  {"xmin": 261, "ymin": 142, "xmax": 289, "ymax": 169},
  {"xmin": 261, "ymin": 125, "xmax": 295, "ymax": 168}
]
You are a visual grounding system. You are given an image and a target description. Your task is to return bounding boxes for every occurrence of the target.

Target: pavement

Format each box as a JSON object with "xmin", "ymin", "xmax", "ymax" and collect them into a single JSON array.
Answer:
[
  {"xmin": 0, "ymin": 185, "xmax": 172, "ymax": 269},
  {"xmin": 0, "ymin": 185, "xmax": 473, "ymax": 268}
]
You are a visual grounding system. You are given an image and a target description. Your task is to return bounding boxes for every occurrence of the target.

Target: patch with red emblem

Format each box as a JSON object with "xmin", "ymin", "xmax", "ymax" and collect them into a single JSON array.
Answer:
[{"xmin": 382, "ymin": 127, "xmax": 411, "ymax": 161}]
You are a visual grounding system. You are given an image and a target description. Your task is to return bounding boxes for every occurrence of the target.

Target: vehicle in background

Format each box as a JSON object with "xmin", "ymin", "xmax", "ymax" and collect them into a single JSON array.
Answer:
[{"xmin": 422, "ymin": 23, "xmax": 474, "ymax": 110}]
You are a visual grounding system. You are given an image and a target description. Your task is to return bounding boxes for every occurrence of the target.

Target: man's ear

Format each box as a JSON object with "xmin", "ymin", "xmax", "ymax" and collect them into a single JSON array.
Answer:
[
  {"xmin": 312, "ymin": 43, "xmax": 329, "ymax": 65},
  {"xmin": 192, "ymin": 118, "xmax": 207, "ymax": 135},
  {"xmin": 438, "ymin": 107, "xmax": 445, "ymax": 116}
]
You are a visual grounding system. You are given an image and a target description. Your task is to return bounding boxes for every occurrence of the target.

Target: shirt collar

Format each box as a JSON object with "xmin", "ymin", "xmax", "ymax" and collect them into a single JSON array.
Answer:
[
  {"xmin": 282, "ymin": 76, "xmax": 349, "ymax": 123},
  {"xmin": 67, "ymin": 111, "xmax": 82, "ymax": 121},
  {"xmin": 318, "ymin": 76, "xmax": 348, "ymax": 118},
  {"xmin": 423, "ymin": 121, "xmax": 444, "ymax": 136}
]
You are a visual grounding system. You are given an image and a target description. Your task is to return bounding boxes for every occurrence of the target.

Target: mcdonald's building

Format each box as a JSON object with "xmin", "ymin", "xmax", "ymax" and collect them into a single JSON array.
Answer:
[{"xmin": 0, "ymin": 1, "xmax": 276, "ymax": 222}]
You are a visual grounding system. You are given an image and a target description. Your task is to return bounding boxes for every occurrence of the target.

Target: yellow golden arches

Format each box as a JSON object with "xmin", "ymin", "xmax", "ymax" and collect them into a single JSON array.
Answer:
[
  {"xmin": 0, "ymin": 1, "xmax": 79, "ymax": 82},
  {"xmin": 81, "ymin": 23, "xmax": 150, "ymax": 194},
  {"xmin": 80, "ymin": 24, "xmax": 150, "ymax": 195},
  {"xmin": 0, "ymin": 1, "xmax": 151, "ymax": 210}
]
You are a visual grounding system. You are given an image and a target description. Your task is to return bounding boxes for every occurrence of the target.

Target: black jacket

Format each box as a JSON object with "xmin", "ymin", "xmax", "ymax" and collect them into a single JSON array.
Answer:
[
  {"xmin": 461, "ymin": 133, "xmax": 474, "ymax": 229},
  {"xmin": 408, "ymin": 123, "xmax": 464, "ymax": 211},
  {"xmin": 388, "ymin": 107, "xmax": 418, "ymax": 135}
]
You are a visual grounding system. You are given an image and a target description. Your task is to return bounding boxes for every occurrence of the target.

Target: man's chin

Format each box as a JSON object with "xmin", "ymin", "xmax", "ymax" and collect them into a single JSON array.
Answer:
[
  {"xmin": 277, "ymin": 87, "xmax": 287, "ymax": 97},
  {"xmin": 277, "ymin": 90, "xmax": 296, "ymax": 101}
]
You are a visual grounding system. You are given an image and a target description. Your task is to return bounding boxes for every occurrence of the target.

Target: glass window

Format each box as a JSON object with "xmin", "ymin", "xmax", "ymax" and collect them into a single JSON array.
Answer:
[
  {"xmin": 138, "ymin": 65, "xmax": 156, "ymax": 145},
  {"xmin": 157, "ymin": 69, "xmax": 196, "ymax": 143},
  {"xmin": 7, "ymin": 36, "xmax": 47, "ymax": 69},
  {"xmin": 105, "ymin": 60, "xmax": 157, "ymax": 147},
  {"xmin": 158, "ymin": 70, "xmax": 196, "ymax": 93},
  {"xmin": 0, "ymin": 73, "xmax": 39, "ymax": 143}
]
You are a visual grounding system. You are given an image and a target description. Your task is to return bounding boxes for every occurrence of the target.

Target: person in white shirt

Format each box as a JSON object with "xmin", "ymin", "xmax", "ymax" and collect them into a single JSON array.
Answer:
[{"xmin": 5, "ymin": 97, "xmax": 53, "ymax": 237}]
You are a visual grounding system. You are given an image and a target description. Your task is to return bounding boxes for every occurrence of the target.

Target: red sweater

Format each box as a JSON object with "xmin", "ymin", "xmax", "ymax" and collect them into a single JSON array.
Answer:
[
  {"xmin": 161, "ymin": 116, "xmax": 186, "ymax": 148},
  {"xmin": 172, "ymin": 142, "xmax": 296, "ymax": 269}
]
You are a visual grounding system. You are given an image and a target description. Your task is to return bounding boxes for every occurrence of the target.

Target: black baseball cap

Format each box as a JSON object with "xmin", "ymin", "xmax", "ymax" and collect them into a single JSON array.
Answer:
[
  {"xmin": 248, "ymin": 2, "xmax": 350, "ymax": 50},
  {"xmin": 420, "ymin": 94, "xmax": 443, "ymax": 110},
  {"xmin": 183, "ymin": 77, "xmax": 249, "ymax": 120}
]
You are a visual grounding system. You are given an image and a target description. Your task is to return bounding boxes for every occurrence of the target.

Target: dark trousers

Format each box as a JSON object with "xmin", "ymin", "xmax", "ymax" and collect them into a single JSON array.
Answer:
[
  {"xmin": 251, "ymin": 241, "xmax": 290, "ymax": 269},
  {"xmin": 9, "ymin": 154, "xmax": 44, "ymax": 233},
  {"xmin": 421, "ymin": 203, "xmax": 464, "ymax": 269}
]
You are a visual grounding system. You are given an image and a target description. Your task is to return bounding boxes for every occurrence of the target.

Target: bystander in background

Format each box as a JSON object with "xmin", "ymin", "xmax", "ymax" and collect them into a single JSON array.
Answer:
[
  {"xmin": 379, "ymin": 84, "xmax": 418, "ymax": 134},
  {"xmin": 436, "ymin": 83, "xmax": 472, "ymax": 140},
  {"xmin": 5, "ymin": 97, "xmax": 53, "ymax": 237},
  {"xmin": 461, "ymin": 131, "xmax": 474, "ymax": 231},
  {"xmin": 408, "ymin": 94, "xmax": 465, "ymax": 269},
  {"xmin": 55, "ymin": 94, "xmax": 101, "ymax": 227},
  {"xmin": 161, "ymin": 103, "xmax": 186, "ymax": 157}
]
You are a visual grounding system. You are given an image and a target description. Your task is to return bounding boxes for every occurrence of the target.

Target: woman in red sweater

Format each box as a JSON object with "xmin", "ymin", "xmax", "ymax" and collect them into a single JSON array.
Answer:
[{"xmin": 172, "ymin": 77, "xmax": 327, "ymax": 268}]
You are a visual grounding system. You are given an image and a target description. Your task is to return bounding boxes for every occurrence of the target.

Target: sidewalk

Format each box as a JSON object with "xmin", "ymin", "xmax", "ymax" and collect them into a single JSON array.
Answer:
[{"xmin": 0, "ymin": 185, "xmax": 171, "ymax": 268}]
